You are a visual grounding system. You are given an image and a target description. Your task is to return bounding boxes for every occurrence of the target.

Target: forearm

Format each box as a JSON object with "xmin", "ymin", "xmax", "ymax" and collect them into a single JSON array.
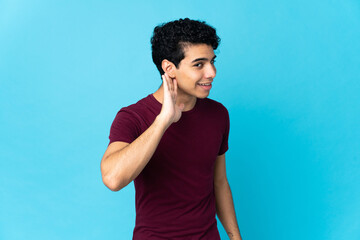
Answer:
[
  {"xmin": 101, "ymin": 115, "xmax": 169, "ymax": 191},
  {"xmin": 215, "ymin": 180, "xmax": 242, "ymax": 240}
]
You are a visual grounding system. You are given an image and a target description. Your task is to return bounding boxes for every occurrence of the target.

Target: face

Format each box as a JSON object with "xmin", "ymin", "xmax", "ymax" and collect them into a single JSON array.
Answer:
[{"xmin": 174, "ymin": 44, "xmax": 217, "ymax": 99}]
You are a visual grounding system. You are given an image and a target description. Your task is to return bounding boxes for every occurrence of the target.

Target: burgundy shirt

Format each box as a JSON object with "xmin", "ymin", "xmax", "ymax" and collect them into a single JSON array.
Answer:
[{"xmin": 109, "ymin": 94, "xmax": 230, "ymax": 239}]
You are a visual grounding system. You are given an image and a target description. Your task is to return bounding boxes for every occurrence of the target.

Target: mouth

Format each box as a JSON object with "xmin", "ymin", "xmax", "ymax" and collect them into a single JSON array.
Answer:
[
  {"xmin": 197, "ymin": 82, "xmax": 212, "ymax": 91},
  {"xmin": 197, "ymin": 83, "xmax": 212, "ymax": 86}
]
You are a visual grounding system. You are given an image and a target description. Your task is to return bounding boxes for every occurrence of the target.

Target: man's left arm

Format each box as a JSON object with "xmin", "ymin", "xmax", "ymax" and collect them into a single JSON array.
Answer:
[{"xmin": 214, "ymin": 153, "xmax": 242, "ymax": 240}]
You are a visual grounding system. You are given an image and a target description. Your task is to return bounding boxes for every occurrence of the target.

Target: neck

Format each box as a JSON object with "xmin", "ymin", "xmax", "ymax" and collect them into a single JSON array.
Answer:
[{"xmin": 153, "ymin": 85, "xmax": 197, "ymax": 111}]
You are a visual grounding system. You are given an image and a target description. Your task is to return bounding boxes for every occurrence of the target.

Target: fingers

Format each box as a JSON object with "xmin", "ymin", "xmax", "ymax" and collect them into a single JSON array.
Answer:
[
  {"xmin": 162, "ymin": 74, "xmax": 169, "ymax": 91},
  {"xmin": 166, "ymin": 73, "xmax": 174, "ymax": 92},
  {"xmin": 162, "ymin": 73, "xmax": 175, "ymax": 93},
  {"xmin": 173, "ymin": 78, "xmax": 178, "ymax": 97}
]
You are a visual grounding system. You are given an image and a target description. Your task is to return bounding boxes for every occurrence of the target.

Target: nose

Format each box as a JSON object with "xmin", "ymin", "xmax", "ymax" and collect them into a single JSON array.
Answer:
[{"xmin": 205, "ymin": 64, "xmax": 216, "ymax": 79}]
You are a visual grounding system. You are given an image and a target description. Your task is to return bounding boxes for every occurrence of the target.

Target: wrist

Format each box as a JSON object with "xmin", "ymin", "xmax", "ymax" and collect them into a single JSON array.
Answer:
[
  {"xmin": 228, "ymin": 232, "xmax": 242, "ymax": 240},
  {"xmin": 154, "ymin": 114, "xmax": 172, "ymax": 130},
  {"xmin": 229, "ymin": 236, "xmax": 242, "ymax": 240}
]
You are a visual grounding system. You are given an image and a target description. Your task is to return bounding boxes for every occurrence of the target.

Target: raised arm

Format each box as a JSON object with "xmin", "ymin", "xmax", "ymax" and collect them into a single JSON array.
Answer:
[{"xmin": 100, "ymin": 73, "xmax": 184, "ymax": 191}]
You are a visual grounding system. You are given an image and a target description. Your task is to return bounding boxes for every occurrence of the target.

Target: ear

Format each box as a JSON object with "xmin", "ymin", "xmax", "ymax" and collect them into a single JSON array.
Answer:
[{"xmin": 161, "ymin": 59, "xmax": 176, "ymax": 78}]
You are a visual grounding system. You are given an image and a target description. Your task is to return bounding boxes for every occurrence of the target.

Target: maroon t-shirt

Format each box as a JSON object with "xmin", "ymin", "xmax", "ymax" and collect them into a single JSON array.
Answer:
[{"xmin": 109, "ymin": 94, "xmax": 230, "ymax": 240}]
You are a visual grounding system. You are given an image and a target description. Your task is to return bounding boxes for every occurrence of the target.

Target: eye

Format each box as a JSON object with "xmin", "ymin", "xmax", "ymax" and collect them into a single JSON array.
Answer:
[
  {"xmin": 194, "ymin": 62, "xmax": 203, "ymax": 68},
  {"xmin": 210, "ymin": 59, "xmax": 216, "ymax": 65}
]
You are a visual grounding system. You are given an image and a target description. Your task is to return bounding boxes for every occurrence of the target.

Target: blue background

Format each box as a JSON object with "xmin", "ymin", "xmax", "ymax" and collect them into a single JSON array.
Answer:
[{"xmin": 1, "ymin": 0, "xmax": 359, "ymax": 239}]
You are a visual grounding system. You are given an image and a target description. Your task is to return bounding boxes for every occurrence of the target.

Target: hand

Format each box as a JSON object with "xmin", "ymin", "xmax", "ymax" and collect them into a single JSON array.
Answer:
[{"xmin": 158, "ymin": 73, "xmax": 184, "ymax": 126}]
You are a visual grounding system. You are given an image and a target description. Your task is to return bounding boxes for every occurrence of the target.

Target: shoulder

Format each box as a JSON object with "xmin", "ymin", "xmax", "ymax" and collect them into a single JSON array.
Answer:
[
  {"xmin": 118, "ymin": 94, "xmax": 159, "ymax": 116},
  {"xmin": 199, "ymin": 98, "xmax": 230, "ymax": 135},
  {"xmin": 120, "ymin": 95, "xmax": 150, "ymax": 112},
  {"xmin": 109, "ymin": 96, "xmax": 154, "ymax": 144},
  {"xmin": 113, "ymin": 94, "xmax": 160, "ymax": 129},
  {"xmin": 197, "ymin": 98, "xmax": 230, "ymax": 130},
  {"xmin": 200, "ymin": 97, "xmax": 229, "ymax": 115}
]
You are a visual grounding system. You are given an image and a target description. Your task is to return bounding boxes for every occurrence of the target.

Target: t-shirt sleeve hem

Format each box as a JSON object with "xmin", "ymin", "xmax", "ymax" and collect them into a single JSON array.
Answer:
[
  {"xmin": 108, "ymin": 138, "xmax": 134, "ymax": 146},
  {"xmin": 218, "ymin": 146, "xmax": 229, "ymax": 156}
]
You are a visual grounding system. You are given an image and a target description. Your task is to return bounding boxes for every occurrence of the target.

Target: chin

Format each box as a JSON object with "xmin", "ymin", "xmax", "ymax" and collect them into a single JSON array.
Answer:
[{"xmin": 197, "ymin": 92, "xmax": 210, "ymax": 99}]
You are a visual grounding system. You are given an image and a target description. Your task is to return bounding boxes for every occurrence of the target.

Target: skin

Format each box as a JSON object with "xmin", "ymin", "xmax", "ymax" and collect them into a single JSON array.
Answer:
[
  {"xmin": 101, "ymin": 43, "xmax": 242, "ymax": 239},
  {"xmin": 215, "ymin": 154, "xmax": 242, "ymax": 240},
  {"xmin": 153, "ymin": 43, "xmax": 217, "ymax": 111}
]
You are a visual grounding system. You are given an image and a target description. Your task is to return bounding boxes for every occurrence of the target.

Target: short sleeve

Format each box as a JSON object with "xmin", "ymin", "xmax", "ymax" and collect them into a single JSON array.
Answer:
[
  {"xmin": 218, "ymin": 107, "xmax": 230, "ymax": 155},
  {"xmin": 108, "ymin": 109, "xmax": 141, "ymax": 145}
]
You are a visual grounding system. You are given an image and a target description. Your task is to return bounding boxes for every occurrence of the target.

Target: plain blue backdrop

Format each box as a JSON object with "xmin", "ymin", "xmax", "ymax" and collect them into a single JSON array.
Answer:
[{"xmin": 1, "ymin": 0, "xmax": 359, "ymax": 239}]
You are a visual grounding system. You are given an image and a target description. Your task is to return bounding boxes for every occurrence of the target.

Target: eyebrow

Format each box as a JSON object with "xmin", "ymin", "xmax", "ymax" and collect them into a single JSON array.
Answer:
[{"xmin": 191, "ymin": 55, "xmax": 217, "ymax": 63}]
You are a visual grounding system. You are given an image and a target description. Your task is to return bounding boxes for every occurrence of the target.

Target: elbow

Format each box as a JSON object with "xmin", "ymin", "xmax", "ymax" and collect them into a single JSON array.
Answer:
[
  {"xmin": 102, "ymin": 176, "xmax": 125, "ymax": 192},
  {"xmin": 103, "ymin": 178, "xmax": 120, "ymax": 191},
  {"xmin": 101, "ymin": 171, "xmax": 130, "ymax": 192},
  {"xmin": 100, "ymin": 158, "xmax": 132, "ymax": 191}
]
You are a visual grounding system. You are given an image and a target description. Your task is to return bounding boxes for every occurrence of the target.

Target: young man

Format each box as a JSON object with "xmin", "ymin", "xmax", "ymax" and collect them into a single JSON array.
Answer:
[{"xmin": 101, "ymin": 18, "xmax": 242, "ymax": 240}]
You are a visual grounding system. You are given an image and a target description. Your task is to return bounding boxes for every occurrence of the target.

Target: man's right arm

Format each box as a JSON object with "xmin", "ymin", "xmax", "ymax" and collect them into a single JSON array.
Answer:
[
  {"xmin": 100, "ymin": 115, "xmax": 169, "ymax": 191},
  {"xmin": 100, "ymin": 73, "xmax": 183, "ymax": 191}
]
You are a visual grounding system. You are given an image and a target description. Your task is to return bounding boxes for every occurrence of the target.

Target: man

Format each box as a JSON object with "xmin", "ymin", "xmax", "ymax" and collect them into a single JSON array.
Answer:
[{"xmin": 101, "ymin": 18, "xmax": 242, "ymax": 240}]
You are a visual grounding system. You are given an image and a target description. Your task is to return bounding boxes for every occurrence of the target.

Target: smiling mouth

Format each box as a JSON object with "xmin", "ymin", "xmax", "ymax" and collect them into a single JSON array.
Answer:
[{"xmin": 197, "ymin": 83, "xmax": 212, "ymax": 86}]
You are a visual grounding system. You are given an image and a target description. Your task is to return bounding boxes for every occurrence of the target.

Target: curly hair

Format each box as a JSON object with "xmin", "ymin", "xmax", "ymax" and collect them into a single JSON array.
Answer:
[{"xmin": 151, "ymin": 18, "xmax": 220, "ymax": 75}]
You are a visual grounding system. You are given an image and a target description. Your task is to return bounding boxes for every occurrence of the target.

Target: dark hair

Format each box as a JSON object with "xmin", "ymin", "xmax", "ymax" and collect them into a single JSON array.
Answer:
[{"xmin": 151, "ymin": 18, "xmax": 220, "ymax": 75}]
